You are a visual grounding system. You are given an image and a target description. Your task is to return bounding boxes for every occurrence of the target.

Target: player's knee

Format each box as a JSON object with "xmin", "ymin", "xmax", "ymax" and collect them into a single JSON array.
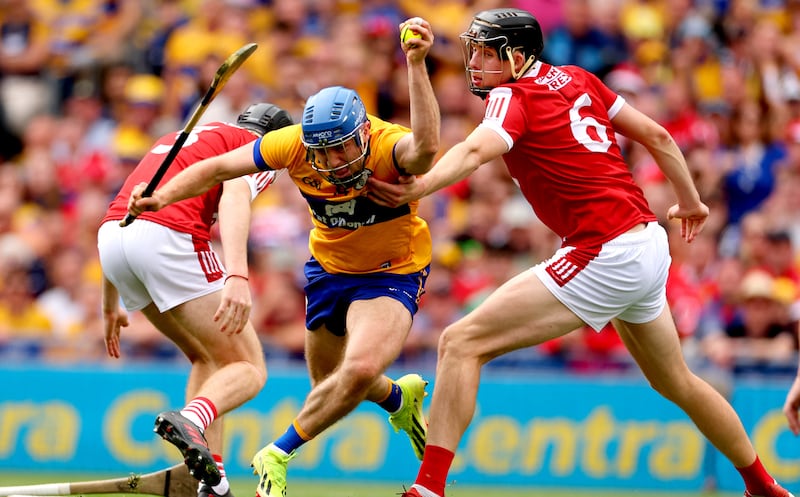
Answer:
[
  {"xmin": 246, "ymin": 359, "xmax": 268, "ymax": 392},
  {"xmin": 220, "ymin": 359, "xmax": 268, "ymax": 399},
  {"xmin": 253, "ymin": 361, "xmax": 268, "ymax": 390},
  {"xmin": 645, "ymin": 371, "xmax": 693, "ymax": 404},
  {"xmin": 339, "ymin": 359, "xmax": 383, "ymax": 392},
  {"xmin": 437, "ymin": 323, "xmax": 472, "ymax": 361},
  {"xmin": 438, "ymin": 321, "xmax": 494, "ymax": 368}
]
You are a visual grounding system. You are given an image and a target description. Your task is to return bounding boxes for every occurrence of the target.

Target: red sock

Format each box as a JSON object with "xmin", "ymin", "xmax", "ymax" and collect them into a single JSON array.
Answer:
[
  {"xmin": 737, "ymin": 455, "xmax": 774, "ymax": 495},
  {"xmin": 415, "ymin": 445, "xmax": 455, "ymax": 497},
  {"xmin": 213, "ymin": 454, "xmax": 226, "ymax": 479},
  {"xmin": 181, "ymin": 397, "xmax": 218, "ymax": 431}
]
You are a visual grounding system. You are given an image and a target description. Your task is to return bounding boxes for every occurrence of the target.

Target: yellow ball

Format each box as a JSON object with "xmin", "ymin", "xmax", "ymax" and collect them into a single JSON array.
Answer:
[{"xmin": 400, "ymin": 24, "xmax": 422, "ymax": 44}]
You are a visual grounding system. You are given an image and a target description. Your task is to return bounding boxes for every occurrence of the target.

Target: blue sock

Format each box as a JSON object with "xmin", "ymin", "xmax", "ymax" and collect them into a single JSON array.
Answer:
[
  {"xmin": 377, "ymin": 381, "xmax": 403, "ymax": 413},
  {"xmin": 273, "ymin": 422, "xmax": 308, "ymax": 454}
]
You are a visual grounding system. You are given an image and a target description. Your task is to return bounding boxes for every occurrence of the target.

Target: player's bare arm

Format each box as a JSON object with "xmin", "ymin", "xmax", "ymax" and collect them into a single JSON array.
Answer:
[
  {"xmin": 611, "ymin": 102, "xmax": 708, "ymax": 242},
  {"xmin": 370, "ymin": 126, "xmax": 506, "ymax": 207},
  {"xmin": 101, "ymin": 276, "xmax": 128, "ymax": 359},
  {"xmin": 128, "ymin": 142, "xmax": 259, "ymax": 216},
  {"xmin": 215, "ymin": 177, "xmax": 254, "ymax": 335},
  {"xmin": 393, "ymin": 17, "xmax": 440, "ymax": 176}
]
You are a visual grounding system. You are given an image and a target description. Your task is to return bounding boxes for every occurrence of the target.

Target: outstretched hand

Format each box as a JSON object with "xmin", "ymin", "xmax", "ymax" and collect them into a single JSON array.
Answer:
[
  {"xmin": 127, "ymin": 182, "xmax": 166, "ymax": 217},
  {"xmin": 666, "ymin": 202, "xmax": 709, "ymax": 243},
  {"xmin": 367, "ymin": 174, "xmax": 425, "ymax": 208}
]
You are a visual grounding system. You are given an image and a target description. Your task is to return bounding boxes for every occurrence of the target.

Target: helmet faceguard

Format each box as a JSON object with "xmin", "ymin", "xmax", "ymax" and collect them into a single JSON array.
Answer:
[
  {"xmin": 236, "ymin": 102, "xmax": 294, "ymax": 136},
  {"xmin": 301, "ymin": 86, "xmax": 370, "ymax": 189},
  {"xmin": 459, "ymin": 8, "xmax": 544, "ymax": 97}
]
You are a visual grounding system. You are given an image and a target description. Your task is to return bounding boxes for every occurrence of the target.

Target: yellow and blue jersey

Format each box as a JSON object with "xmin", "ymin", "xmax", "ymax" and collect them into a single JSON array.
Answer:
[{"xmin": 254, "ymin": 115, "xmax": 432, "ymax": 275}]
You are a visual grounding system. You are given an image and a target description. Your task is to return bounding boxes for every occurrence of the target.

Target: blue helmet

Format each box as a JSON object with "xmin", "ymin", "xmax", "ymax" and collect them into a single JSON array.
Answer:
[{"xmin": 301, "ymin": 86, "xmax": 370, "ymax": 188}]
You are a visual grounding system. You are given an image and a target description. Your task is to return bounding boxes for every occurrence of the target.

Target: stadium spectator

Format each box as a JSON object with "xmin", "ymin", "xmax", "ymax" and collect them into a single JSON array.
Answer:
[
  {"xmin": 115, "ymin": 73, "xmax": 171, "ymax": 145},
  {"xmin": 29, "ymin": 0, "xmax": 142, "ymax": 109},
  {"xmin": 759, "ymin": 230, "xmax": 800, "ymax": 285},
  {"xmin": 693, "ymin": 256, "xmax": 747, "ymax": 363},
  {"xmin": 702, "ymin": 269, "xmax": 797, "ymax": 375},
  {"xmin": 201, "ymin": 69, "xmax": 260, "ymax": 127},
  {"xmin": 398, "ymin": 0, "xmax": 476, "ymax": 67},
  {"xmin": 403, "ymin": 260, "xmax": 463, "ymax": 365},
  {"xmin": 0, "ymin": 0, "xmax": 53, "ymax": 139},
  {"xmin": 543, "ymin": 0, "xmax": 628, "ymax": 79},
  {"xmin": 139, "ymin": 0, "xmax": 190, "ymax": 77},
  {"xmin": 0, "ymin": 163, "xmax": 20, "ymax": 215},
  {"xmin": 161, "ymin": 0, "xmax": 252, "ymax": 121},
  {"xmin": 718, "ymin": 99, "xmax": 787, "ymax": 257},
  {"xmin": 248, "ymin": 247, "xmax": 307, "ymax": 361},
  {"xmin": 763, "ymin": 119, "xmax": 800, "ymax": 245},
  {"xmin": 36, "ymin": 246, "xmax": 88, "ymax": 339},
  {"xmin": 0, "ymin": 262, "xmax": 53, "ymax": 356}
]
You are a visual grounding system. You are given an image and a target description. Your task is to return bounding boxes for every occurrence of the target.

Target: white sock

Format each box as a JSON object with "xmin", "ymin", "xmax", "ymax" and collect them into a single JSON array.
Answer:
[
  {"xmin": 180, "ymin": 398, "xmax": 216, "ymax": 431},
  {"xmin": 212, "ymin": 477, "xmax": 229, "ymax": 495},
  {"xmin": 411, "ymin": 484, "xmax": 441, "ymax": 497},
  {"xmin": 197, "ymin": 477, "xmax": 229, "ymax": 495},
  {"xmin": 179, "ymin": 410, "xmax": 205, "ymax": 432},
  {"xmin": 214, "ymin": 457, "xmax": 228, "ymax": 493},
  {"xmin": 269, "ymin": 443, "xmax": 291, "ymax": 457}
]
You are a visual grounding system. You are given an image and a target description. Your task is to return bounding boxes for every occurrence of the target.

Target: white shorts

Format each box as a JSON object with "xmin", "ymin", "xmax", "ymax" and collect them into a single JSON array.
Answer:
[
  {"xmin": 97, "ymin": 220, "xmax": 225, "ymax": 312},
  {"xmin": 533, "ymin": 222, "xmax": 670, "ymax": 331}
]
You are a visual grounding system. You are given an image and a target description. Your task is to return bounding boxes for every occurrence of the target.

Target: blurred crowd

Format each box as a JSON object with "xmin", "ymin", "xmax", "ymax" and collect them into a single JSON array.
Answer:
[{"xmin": 0, "ymin": 0, "xmax": 799, "ymax": 379}]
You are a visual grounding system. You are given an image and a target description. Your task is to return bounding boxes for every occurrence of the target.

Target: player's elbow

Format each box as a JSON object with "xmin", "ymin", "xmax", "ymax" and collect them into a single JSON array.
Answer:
[
  {"xmin": 460, "ymin": 141, "xmax": 489, "ymax": 173},
  {"xmin": 210, "ymin": 167, "xmax": 233, "ymax": 185},
  {"xmin": 414, "ymin": 150, "xmax": 439, "ymax": 174},
  {"xmin": 401, "ymin": 148, "xmax": 438, "ymax": 175},
  {"xmin": 415, "ymin": 136, "xmax": 441, "ymax": 169},
  {"xmin": 641, "ymin": 122, "xmax": 675, "ymax": 150},
  {"xmin": 419, "ymin": 134, "xmax": 440, "ymax": 159}
]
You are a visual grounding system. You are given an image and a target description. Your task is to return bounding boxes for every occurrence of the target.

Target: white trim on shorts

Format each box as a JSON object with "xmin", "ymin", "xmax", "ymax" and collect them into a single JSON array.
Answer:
[
  {"xmin": 532, "ymin": 222, "xmax": 670, "ymax": 331},
  {"xmin": 97, "ymin": 220, "xmax": 225, "ymax": 312}
]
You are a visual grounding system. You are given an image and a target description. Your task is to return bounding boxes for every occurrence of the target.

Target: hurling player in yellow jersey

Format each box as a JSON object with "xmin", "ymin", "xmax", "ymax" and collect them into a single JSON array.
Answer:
[{"xmin": 127, "ymin": 17, "xmax": 439, "ymax": 497}]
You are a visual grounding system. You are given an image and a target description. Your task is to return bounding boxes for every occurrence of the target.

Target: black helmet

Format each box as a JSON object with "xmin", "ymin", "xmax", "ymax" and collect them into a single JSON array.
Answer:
[
  {"xmin": 460, "ymin": 8, "xmax": 544, "ymax": 97},
  {"xmin": 237, "ymin": 102, "xmax": 294, "ymax": 136}
]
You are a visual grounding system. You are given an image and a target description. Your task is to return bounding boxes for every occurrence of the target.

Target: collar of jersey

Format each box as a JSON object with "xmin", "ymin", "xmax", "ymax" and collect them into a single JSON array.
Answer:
[{"xmin": 519, "ymin": 60, "xmax": 543, "ymax": 79}]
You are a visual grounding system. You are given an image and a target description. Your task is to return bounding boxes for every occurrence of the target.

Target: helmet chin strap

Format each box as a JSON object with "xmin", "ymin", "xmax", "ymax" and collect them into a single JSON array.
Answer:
[{"xmin": 505, "ymin": 46, "xmax": 536, "ymax": 80}]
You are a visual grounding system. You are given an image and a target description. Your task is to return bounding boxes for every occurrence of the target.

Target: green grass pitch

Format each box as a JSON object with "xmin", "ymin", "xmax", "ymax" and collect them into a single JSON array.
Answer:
[{"xmin": 0, "ymin": 471, "xmax": 743, "ymax": 497}]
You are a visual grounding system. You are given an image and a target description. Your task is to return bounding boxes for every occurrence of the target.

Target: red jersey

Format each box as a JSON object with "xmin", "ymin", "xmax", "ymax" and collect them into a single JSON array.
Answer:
[
  {"xmin": 480, "ymin": 61, "xmax": 656, "ymax": 248},
  {"xmin": 103, "ymin": 122, "xmax": 275, "ymax": 242}
]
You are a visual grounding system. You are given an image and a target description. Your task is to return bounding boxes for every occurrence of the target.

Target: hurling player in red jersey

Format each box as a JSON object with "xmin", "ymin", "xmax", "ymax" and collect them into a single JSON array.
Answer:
[
  {"xmin": 368, "ymin": 8, "xmax": 794, "ymax": 497},
  {"xmin": 98, "ymin": 103, "xmax": 293, "ymax": 497}
]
